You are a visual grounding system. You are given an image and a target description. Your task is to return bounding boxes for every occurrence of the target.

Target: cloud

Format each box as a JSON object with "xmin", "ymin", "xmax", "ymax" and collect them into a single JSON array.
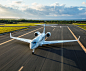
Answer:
[
  {"xmin": 12, "ymin": 1, "xmax": 22, "ymax": 5},
  {"xmin": 8, "ymin": 1, "xmax": 29, "ymax": 10},
  {"xmin": 0, "ymin": 4, "xmax": 28, "ymax": 18},
  {"xmin": 51, "ymin": 2, "xmax": 59, "ymax": 6},
  {"xmin": 24, "ymin": 3, "xmax": 86, "ymax": 19},
  {"xmin": 82, "ymin": 2, "xmax": 86, "ymax": 5},
  {"xmin": 25, "ymin": 3, "xmax": 86, "ymax": 16},
  {"xmin": 78, "ymin": 8, "xmax": 83, "ymax": 10},
  {"xmin": 31, "ymin": 3, "xmax": 43, "ymax": 11},
  {"xmin": 9, "ymin": 1, "xmax": 23, "ymax": 7},
  {"xmin": 32, "ymin": 2, "xmax": 38, "ymax": 6},
  {"xmin": 0, "ymin": 2, "xmax": 86, "ymax": 19}
]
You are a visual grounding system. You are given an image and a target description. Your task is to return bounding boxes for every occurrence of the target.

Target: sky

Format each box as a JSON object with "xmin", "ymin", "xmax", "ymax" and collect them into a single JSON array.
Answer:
[{"xmin": 0, "ymin": 0, "xmax": 86, "ymax": 20}]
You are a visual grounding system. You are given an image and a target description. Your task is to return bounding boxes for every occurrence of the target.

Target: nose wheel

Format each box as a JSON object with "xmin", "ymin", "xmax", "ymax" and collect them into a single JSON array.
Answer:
[
  {"xmin": 32, "ymin": 52, "xmax": 34, "ymax": 54},
  {"xmin": 32, "ymin": 49, "xmax": 35, "ymax": 54}
]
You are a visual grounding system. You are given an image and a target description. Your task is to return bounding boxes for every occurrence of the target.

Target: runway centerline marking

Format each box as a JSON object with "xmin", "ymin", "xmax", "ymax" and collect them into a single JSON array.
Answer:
[
  {"xmin": 61, "ymin": 27, "xmax": 63, "ymax": 71},
  {"xmin": 68, "ymin": 26, "xmax": 86, "ymax": 53},
  {"xmin": 0, "ymin": 27, "xmax": 43, "ymax": 46},
  {"xmin": 18, "ymin": 66, "xmax": 24, "ymax": 71}
]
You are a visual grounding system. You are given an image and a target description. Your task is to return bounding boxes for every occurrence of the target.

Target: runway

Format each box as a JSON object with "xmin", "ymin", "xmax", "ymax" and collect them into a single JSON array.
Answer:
[{"xmin": 0, "ymin": 25, "xmax": 86, "ymax": 71}]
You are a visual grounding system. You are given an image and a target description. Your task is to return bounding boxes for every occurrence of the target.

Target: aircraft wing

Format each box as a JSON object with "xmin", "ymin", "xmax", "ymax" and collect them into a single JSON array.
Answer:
[
  {"xmin": 10, "ymin": 33, "xmax": 32, "ymax": 43},
  {"xmin": 42, "ymin": 36, "xmax": 80, "ymax": 45}
]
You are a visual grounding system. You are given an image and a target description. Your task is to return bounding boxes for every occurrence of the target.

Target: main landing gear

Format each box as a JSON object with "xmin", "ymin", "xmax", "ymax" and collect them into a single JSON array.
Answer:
[{"xmin": 32, "ymin": 49, "xmax": 35, "ymax": 54}]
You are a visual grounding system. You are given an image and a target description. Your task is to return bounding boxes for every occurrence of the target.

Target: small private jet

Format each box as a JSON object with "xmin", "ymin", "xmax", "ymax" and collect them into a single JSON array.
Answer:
[{"xmin": 10, "ymin": 24, "xmax": 80, "ymax": 54}]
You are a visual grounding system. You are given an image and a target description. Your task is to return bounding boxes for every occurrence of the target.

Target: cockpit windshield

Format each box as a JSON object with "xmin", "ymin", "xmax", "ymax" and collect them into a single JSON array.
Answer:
[
  {"xmin": 31, "ymin": 41, "xmax": 37, "ymax": 49},
  {"xmin": 32, "ymin": 42, "xmax": 36, "ymax": 44}
]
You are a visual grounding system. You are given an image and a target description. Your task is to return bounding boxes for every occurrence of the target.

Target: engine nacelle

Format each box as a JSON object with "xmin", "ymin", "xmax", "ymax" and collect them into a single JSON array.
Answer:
[
  {"xmin": 34, "ymin": 32, "xmax": 40, "ymax": 36},
  {"xmin": 46, "ymin": 32, "xmax": 51, "ymax": 37}
]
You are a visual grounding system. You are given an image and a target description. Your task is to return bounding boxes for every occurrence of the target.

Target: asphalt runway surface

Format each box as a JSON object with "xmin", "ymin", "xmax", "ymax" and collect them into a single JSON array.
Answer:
[{"xmin": 0, "ymin": 25, "xmax": 86, "ymax": 71}]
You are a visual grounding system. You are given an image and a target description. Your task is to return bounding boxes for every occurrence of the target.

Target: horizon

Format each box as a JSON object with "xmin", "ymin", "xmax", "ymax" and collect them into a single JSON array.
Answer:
[{"xmin": 0, "ymin": 18, "xmax": 86, "ymax": 21}]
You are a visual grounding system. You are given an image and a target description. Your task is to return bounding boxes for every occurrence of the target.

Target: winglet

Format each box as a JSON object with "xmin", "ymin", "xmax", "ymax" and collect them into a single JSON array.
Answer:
[
  {"xmin": 10, "ymin": 33, "xmax": 12, "ymax": 38},
  {"xmin": 78, "ymin": 36, "xmax": 80, "ymax": 40}
]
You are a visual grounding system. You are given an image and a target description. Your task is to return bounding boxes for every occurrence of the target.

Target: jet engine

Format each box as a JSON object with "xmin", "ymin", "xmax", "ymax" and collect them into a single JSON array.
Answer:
[
  {"xmin": 34, "ymin": 32, "xmax": 40, "ymax": 36},
  {"xmin": 46, "ymin": 32, "xmax": 51, "ymax": 37}
]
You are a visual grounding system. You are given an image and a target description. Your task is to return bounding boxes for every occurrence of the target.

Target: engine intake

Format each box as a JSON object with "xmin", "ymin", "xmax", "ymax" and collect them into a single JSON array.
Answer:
[
  {"xmin": 46, "ymin": 32, "xmax": 51, "ymax": 37},
  {"xmin": 34, "ymin": 32, "xmax": 40, "ymax": 36}
]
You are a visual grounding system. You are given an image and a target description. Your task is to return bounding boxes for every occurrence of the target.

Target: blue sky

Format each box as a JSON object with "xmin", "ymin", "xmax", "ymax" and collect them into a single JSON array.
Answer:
[
  {"xmin": 1, "ymin": 0, "xmax": 86, "ymax": 7},
  {"xmin": 0, "ymin": 0, "xmax": 86, "ymax": 20}
]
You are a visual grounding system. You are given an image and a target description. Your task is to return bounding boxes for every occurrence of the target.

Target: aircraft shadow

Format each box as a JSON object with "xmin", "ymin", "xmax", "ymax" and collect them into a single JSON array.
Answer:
[{"xmin": 34, "ymin": 44, "xmax": 86, "ymax": 71}]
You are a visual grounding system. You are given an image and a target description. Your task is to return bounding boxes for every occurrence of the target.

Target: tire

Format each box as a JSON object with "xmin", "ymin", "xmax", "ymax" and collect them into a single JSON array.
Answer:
[{"xmin": 32, "ymin": 52, "xmax": 34, "ymax": 54}]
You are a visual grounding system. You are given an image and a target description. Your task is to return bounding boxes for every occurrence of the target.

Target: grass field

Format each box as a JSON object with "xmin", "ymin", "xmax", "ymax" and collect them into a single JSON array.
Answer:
[
  {"xmin": 0, "ymin": 23, "xmax": 43, "ymax": 34},
  {"xmin": 0, "ymin": 23, "xmax": 38, "ymax": 26},
  {"xmin": 73, "ymin": 23, "xmax": 86, "ymax": 25},
  {"xmin": 73, "ymin": 23, "xmax": 86, "ymax": 30},
  {"xmin": 78, "ymin": 26, "xmax": 86, "ymax": 30}
]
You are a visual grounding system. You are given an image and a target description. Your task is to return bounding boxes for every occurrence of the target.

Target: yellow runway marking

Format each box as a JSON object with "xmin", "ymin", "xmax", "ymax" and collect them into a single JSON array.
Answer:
[
  {"xmin": 18, "ymin": 66, "xmax": 24, "ymax": 71},
  {"xmin": 0, "ymin": 27, "xmax": 43, "ymax": 46},
  {"xmin": 53, "ymin": 28, "xmax": 55, "ymax": 31},
  {"xmin": 45, "ymin": 37, "xmax": 48, "ymax": 40},
  {"xmin": 68, "ymin": 27, "xmax": 86, "ymax": 53},
  {"xmin": 18, "ymin": 27, "xmax": 43, "ymax": 38},
  {"xmin": 45, "ymin": 27, "xmax": 55, "ymax": 40},
  {"xmin": 45, "ymin": 27, "xmax": 56, "ymax": 40}
]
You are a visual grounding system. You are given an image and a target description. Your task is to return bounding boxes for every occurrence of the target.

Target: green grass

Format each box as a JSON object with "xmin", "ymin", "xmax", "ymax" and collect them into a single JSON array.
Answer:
[
  {"xmin": 73, "ymin": 23, "xmax": 86, "ymax": 25},
  {"xmin": 0, "ymin": 27, "xmax": 27, "ymax": 33},
  {"xmin": 0, "ymin": 23, "xmax": 43, "ymax": 34},
  {"xmin": 78, "ymin": 26, "xmax": 86, "ymax": 30},
  {"xmin": 0, "ymin": 23, "xmax": 39, "ymax": 26},
  {"xmin": 73, "ymin": 23, "xmax": 86, "ymax": 30}
]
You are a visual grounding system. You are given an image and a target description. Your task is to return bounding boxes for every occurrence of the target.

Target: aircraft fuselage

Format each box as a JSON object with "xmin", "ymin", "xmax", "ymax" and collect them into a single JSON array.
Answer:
[{"xmin": 30, "ymin": 33, "xmax": 46, "ymax": 49}]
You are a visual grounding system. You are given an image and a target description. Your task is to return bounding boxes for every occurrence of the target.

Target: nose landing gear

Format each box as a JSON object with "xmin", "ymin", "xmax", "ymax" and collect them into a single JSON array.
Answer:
[
  {"xmin": 32, "ymin": 49, "xmax": 35, "ymax": 54},
  {"xmin": 32, "ymin": 52, "xmax": 34, "ymax": 54}
]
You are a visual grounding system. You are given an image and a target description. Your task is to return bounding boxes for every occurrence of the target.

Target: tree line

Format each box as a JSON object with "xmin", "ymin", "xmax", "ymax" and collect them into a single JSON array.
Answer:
[
  {"xmin": 0, "ymin": 19, "xmax": 44, "ymax": 24},
  {"xmin": 0, "ymin": 19, "xmax": 86, "ymax": 24}
]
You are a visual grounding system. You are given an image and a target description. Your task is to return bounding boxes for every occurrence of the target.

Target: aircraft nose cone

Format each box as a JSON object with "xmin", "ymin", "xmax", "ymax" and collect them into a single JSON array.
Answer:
[{"xmin": 30, "ymin": 42, "xmax": 32, "ymax": 49}]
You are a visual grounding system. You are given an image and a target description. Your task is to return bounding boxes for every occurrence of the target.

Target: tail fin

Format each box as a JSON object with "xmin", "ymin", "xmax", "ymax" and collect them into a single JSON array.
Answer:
[
  {"xmin": 35, "ymin": 24, "xmax": 58, "ymax": 33},
  {"xmin": 43, "ymin": 24, "xmax": 46, "ymax": 33}
]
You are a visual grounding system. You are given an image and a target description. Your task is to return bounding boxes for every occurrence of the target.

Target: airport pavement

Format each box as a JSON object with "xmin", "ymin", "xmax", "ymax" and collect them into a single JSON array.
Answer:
[{"xmin": 0, "ymin": 25, "xmax": 86, "ymax": 71}]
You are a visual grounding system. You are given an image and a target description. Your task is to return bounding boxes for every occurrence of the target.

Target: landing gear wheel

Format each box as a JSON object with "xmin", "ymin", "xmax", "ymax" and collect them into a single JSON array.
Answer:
[
  {"xmin": 32, "ymin": 49, "xmax": 35, "ymax": 54},
  {"xmin": 32, "ymin": 52, "xmax": 34, "ymax": 54}
]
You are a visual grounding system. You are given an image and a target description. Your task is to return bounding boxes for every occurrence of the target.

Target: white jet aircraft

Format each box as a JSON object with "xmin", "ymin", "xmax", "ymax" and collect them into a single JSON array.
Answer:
[{"xmin": 10, "ymin": 24, "xmax": 80, "ymax": 54}]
